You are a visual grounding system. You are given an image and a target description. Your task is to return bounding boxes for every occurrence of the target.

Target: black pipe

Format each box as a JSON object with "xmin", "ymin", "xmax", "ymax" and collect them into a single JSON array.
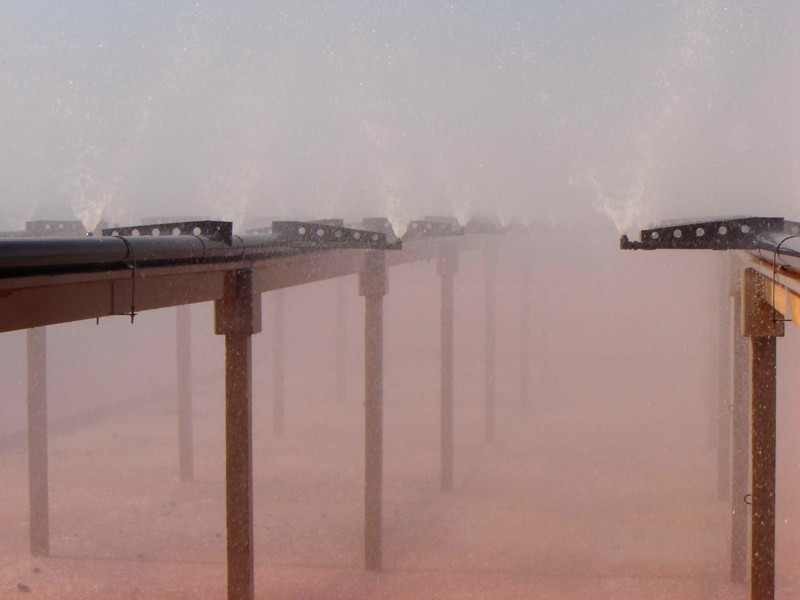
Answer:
[{"xmin": 0, "ymin": 233, "xmax": 286, "ymax": 276}]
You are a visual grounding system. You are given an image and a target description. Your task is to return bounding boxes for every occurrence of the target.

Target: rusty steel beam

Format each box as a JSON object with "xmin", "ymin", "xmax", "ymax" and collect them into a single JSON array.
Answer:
[
  {"xmin": 731, "ymin": 273, "xmax": 750, "ymax": 583},
  {"xmin": 717, "ymin": 264, "xmax": 732, "ymax": 501},
  {"xmin": 750, "ymin": 336, "xmax": 777, "ymax": 600},
  {"xmin": 742, "ymin": 268, "xmax": 783, "ymax": 600},
  {"xmin": 215, "ymin": 270, "xmax": 262, "ymax": 600}
]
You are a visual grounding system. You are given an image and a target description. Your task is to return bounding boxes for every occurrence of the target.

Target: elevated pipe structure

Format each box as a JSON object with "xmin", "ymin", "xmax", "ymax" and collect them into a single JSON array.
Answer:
[
  {"xmin": 1, "ymin": 215, "xmax": 505, "ymax": 599},
  {"xmin": 622, "ymin": 216, "xmax": 800, "ymax": 600}
]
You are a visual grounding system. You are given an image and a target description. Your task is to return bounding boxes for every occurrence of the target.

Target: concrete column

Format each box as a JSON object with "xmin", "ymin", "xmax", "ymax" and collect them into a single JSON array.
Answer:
[
  {"xmin": 742, "ymin": 268, "xmax": 783, "ymax": 600},
  {"xmin": 272, "ymin": 290, "xmax": 285, "ymax": 435},
  {"xmin": 176, "ymin": 305, "xmax": 194, "ymax": 482},
  {"xmin": 215, "ymin": 270, "xmax": 261, "ymax": 600},
  {"xmin": 438, "ymin": 244, "xmax": 457, "ymax": 492},
  {"xmin": 484, "ymin": 240, "xmax": 497, "ymax": 443},
  {"xmin": 336, "ymin": 278, "xmax": 347, "ymax": 405},
  {"xmin": 359, "ymin": 251, "xmax": 387, "ymax": 571},
  {"xmin": 731, "ymin": 275, "xmax": 750, "ymax": 583},
  {"xmin": 26, "ymin": 327, "xmax": 49, "ymax": 557}
]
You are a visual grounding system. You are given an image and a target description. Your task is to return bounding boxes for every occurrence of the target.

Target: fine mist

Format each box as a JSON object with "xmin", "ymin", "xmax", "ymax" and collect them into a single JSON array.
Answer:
[{"xmin": 1, "ymin": 2, "xmax": 800, "ymax": 600}]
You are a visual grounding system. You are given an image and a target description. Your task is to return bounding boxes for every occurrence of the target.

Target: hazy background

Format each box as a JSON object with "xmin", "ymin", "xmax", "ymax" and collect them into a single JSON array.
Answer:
[
  {"xmin": 2, "ymin": 3, "xmax": 800, "ymax": 598},
  {"xmin": 1, "ymin": 1, "xmax": 798, "ymax": 234}
]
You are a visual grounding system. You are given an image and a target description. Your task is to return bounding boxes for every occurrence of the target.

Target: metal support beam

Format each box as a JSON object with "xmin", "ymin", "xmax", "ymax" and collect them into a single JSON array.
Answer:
[
  {"xmin": 484, "ymin": 240, "xmax": 497, "ymax": 443},
  {"xmin": 438, "ymin": 245, "xmax": 457, "ymax": 492},
  {"xmin": 520, "ymin": 252, "xmax": 531, "ymax": 408},
  {"xmin": 336, "ymin": 278, "xmax": 347, "ymax": 404},
  {"xmin": 215, "ymin": 270, "xmax": 261, "ymax": 600},
  {"xmin": 750, "ymin": 336, "xmax": 777, "ymax": 600},
  {"xmin": 176, "ymin": 305, "xmax": 194, "ymax": 482},
  {"xmin": 272, "ymin": 290, "xmax": 285, "ymax": 435},
  {"xmin": 742, "ymin": 268, "xmax": 783, "ymax": 600},
  {"xmin": 731, "ymin": 282, "xmax": 750, "ymax": 583},
  {"xmin": 717, "ymin": 268, "xmax": 732, "ymax": 500},
  {"xmin": 27, "ymin": 327, "xmax": 49, "ymax": 557},
  {"xmin": 359, "ymin": 251, "xmax": 387, "ymax": 571}
]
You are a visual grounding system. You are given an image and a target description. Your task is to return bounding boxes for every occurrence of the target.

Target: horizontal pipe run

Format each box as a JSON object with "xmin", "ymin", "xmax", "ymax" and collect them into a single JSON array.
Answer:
[
  {"xmin": 0, "ymin": 236, "xmax": 488, "ymax": 334},
  {"xmin": 0, "ymin": 234, "xmax": 285, "ymax": 274}
]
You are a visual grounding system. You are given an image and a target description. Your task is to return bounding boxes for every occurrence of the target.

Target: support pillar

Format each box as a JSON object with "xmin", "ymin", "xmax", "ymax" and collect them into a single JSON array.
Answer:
[
  {"xmin": 215, "ymin": 270, "xmax": 261, "ymax": 600},
  {"xmin": 731, "ymin": 268, "xmax": 750, "ymax": 583},
  {"xmin": 176, "ymin": 305, "xmax": 194, "ymax": 482},
  {"xmin": 519, "ymin": 251, "xmax": 531, "ymax": 408},
  {"xmin": 717, "ymin": 267, "xmax": 732, "ymax": 501},
  {"xmin": 438, "ymin": 244, "xmax": 457, "ymax": 492},
  {"xmin": 27, "ymin": 327, "xmax": 49, "ymax": 557},
  {"xmin": 484, "ymin": 240, "xmax": 497, "ymax": 443},
  {"xmin": 742, "ymin": 268, "xmax": 783, "ymax": 600},
  {"xmin": 272, "ymin": 290, "xmax": 285, "ymax": 435},
  {"xmin": 360, "ymin": 251, "xmax": 387, "ymax": 571},
  {"xmin": 336, "ymin": 278, "xmax": 347, "ymax": 405}
]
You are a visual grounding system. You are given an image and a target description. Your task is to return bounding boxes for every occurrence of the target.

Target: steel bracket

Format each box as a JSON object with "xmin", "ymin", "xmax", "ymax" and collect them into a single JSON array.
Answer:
[
  {"xmin": 272, "ymin": 221, "xmax": 401, "ymax": 251},
  {"xmin": 103, "ymin": 221, "xmax": 234, "ymax": 245},
  {"xmin": 26, "ymin": 221, "xmax": 89, "ymax": 237},
  {"xmin": 405, "ymin": 217, "xmax": 463, "ymax": 239},
  {"xmin": 620, "ymin": 217, "xmax": 800, "ymax": 251}
]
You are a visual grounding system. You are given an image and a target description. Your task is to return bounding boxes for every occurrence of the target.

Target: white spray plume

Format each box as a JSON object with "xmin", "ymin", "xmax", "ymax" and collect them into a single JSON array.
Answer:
[
  {"xmin": 68, "ymin": 169, "xmax": 115, "ymax": 233},
  {"xmin": 211, "ymin": 165, "xmax": 258, "ymax": 230}
]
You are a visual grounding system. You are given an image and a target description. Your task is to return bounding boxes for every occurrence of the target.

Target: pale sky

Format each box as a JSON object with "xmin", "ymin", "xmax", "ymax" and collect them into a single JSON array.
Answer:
[{"xmin": 1, "ymin": 1, "xmax": 798, "ymax": 233}]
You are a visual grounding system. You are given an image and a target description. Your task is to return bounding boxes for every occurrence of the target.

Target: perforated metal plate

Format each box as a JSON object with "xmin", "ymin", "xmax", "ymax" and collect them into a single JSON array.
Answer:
[
  {"xmin": 25, "ymin": 220, "xmax": 88, "ymax": 237},
  {"xmin": 404, "ymin": 217, "xmax": 463, "ymax": 239},
  {"xmin": 272, "ymin": 221, "xmax": 401, "ymax": 250},
  {"xmin": 102, "ymin": 221, "xmax": 234, "ymax": 245},
  {"xmin": 621, "ymin": 217, "xmax": 800, "ymax": 251}
]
